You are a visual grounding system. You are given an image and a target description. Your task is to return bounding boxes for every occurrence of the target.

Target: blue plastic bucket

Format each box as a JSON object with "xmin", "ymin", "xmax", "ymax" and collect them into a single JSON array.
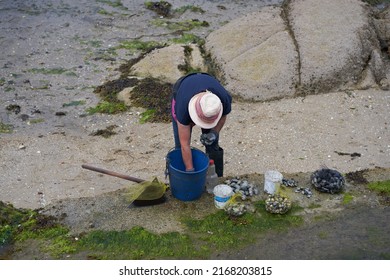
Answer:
[{"xmin": 166, "ymin": 148, "xmax": 209, "ymax": 201}]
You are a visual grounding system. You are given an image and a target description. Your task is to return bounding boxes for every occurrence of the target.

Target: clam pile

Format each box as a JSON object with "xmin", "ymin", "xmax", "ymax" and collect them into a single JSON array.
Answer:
[
  {"xmin": 224, "ymin": 202, "xmax": 247, "ymax": 217},
  {"xmin": 224, "ymin": 199, "xmax": 256, "ymax": 217},
  {"xmin": 223, "ymin": 177, "xmax": 259, "ymax": 200},
  {"xmin": 311, "ymin": 168, "xmax": 345, "ymax": 194},
  {"xmin": 265, "ymin": 194, "xmax": 292, "ymax": 214}
]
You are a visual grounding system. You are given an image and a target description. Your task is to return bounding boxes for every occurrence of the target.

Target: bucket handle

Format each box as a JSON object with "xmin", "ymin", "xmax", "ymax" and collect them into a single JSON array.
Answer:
[{"xmin": 165, "ymin": 147, "xmax": 176, "ymax": 180}]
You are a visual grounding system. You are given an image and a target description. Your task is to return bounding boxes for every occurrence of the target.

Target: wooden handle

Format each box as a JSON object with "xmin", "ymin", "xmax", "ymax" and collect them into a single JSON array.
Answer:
[{"xmin": 82, "ymin": 164, "xmax": 145, "ymax": 183}]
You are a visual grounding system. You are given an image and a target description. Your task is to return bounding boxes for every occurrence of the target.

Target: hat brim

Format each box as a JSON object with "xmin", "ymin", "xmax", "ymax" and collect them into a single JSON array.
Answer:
[{"xmin": 188, "ymin": 93, "xmax": 223, "ymax": 129}]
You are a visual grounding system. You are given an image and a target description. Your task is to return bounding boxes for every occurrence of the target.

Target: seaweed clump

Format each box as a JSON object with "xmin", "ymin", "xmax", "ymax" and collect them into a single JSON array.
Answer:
[
  {"xmin": 0, "ymin": 201, "xmax": 58, "ymax": 247},
  {"xmin": 145, "ymin": 1, "xmax": 172, "ymax": 17},
  {"xmin": 94, "ymin": 77, "xmax": 139, "ymax": 102},
  {"xmin": 130, "ymin": 77, "xmax": 172, "ymax": 123},
  {"xmin": 88, "ymin": 77, "xmax": 139, "ymax": 114},
  {"xmin": 90, "ymin": 125, "xmax": 118, "ymax": 138},
  {"xmin": 346, "ymin": 170, "xmax": 369, "ymax": 184},
  {"xmin": 91, "ymin": 72, "xmax": 172, "ymax": 121}
]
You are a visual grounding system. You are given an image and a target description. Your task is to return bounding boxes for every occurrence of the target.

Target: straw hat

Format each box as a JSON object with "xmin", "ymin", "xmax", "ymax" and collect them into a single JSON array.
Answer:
[{"xmin": 188, "ymin": 90, "xmax": 223, "ymax": 129}]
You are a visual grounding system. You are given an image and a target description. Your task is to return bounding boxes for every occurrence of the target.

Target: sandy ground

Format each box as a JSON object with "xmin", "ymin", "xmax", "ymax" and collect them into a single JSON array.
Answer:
[
  {"xmin": 1, "ymin": 0, "xmax": 294, "ymax": 210},
  {"xmin": 1, "ymin": 0, "xmax": 390, "ymax": 259}
]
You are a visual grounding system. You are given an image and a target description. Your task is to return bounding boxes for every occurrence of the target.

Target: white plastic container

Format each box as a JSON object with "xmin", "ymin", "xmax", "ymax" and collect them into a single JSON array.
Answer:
[
  {"xmin": 213, "ymin": 184, "xmax": 233, "ymax": 209},
  {"xmin": 205, "ymin": 159, "xmax": 218, "ymax": 194},
  {"xmin": 264, "ymin": 170, "xmax": 283, "ymax": 194}
]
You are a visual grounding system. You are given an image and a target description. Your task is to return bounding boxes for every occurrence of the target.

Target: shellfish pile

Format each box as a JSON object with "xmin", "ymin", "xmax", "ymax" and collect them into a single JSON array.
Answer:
[
  {"xmin": 294, "ymin": 187, "xmax": 313, "ymax": 198},
  {"xmin": 223, "ymin": 177, "xmax": 259, "ymax": 200},
  {"xmin": 281, "ymin": 178, "xmax": 298, "ymax": 188},
  {"xmin": 282, "ymin": 178, "xmax": 312, "ymax": 198},
  {"xmin": 265, "ymin": 194, "xmax": 292, "ymax": 214},
  {"xmin": 311, "ymin": 168, "xmax": 345, "ymax": 194},
  {"xmin": 225, "ymin": 202, "xmax": 247, "ymax": 216}
]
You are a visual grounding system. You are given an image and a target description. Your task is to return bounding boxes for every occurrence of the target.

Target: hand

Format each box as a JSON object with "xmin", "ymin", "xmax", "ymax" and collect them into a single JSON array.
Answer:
[{"xmin": 200, "ymin": 130, "xmax": 218, "ymax": 146}]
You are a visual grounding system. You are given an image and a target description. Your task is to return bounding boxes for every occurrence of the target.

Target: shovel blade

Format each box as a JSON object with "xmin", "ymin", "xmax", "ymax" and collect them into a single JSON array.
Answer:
[{"xmin": 125, "ymin": 177, "xmax": 168, "ymax": 204}]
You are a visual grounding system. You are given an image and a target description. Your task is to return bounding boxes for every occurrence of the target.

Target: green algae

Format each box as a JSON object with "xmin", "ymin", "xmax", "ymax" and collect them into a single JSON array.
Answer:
[
  {"xmin": 87, "ymin": 101, "xmax": 127, "ymax": 115},
  {"xmin": 0, "ymin": 202, "xmax": 74, "ymax": 258},
  {"xmin": 0, "ymin": 122, "xmax": 13, "ymax": 133},
  {"xmin": 151, "ymin": 18, "xmax": 209, "ymax": 31},
  {"xmin": 1, "ymin": 199, "xmax": 304, "ymax": 260},
  {"xmin": 342, "ymin": 193, "xmax": 354, "ymax": 204},
  {"xmin": 368, "ymin": 180, "xmax": 390, "ymax": 195},
  {"xmin": 77, "ymin": 226, "xmax": 206, "ymax": 260},
  {"xmin": 117, "ymin": 40, "xmax": 165, "ymax": 53},
  {"xmin": 169, "ymin": 33, "xmax": 204, "ymax": 45},
  {"xmin": 182, "ymin": 201, "xmax": 303, "ymax": 250}
]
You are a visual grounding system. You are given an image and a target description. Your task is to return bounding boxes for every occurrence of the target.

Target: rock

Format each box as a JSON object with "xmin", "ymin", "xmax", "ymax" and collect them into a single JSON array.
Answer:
[
  {"xmin": 373, "ymin": 5, "xmax": 390, "ymax": 56},
  {"xmin": 379, "ymin": 77, "xmax": 389, "ymax": 90},
  {"xmin": 204, "ymin": 0, "xmax": 387, "ymax": 100},
  {"xmin": 206, "ymin": 6, "xmax": 298, "ymax": 101},
  {"xmin": 117, "ymin": 87, "xmax": 134, "ymax": 106},
  {"xmin": 357, "ymin": 47, "xmax": 388, "ymax": 91},
  {"xmin": 187, "ymin": 44, "xmax": 206, "ymax": 73},
  {"xmin": 130, "ymin": 44, "xmax": 185, "ymax": 83},
  {"xmin": 130, "ymin": 43, "xmax": 206, "ymax": 83},
  {"xmin": 288, "ymin": 0, "xmax": 380, "ymax": 94},
  {"xmin": 123, "ymin": 1, "xmax": 389, "ymax": 101}
]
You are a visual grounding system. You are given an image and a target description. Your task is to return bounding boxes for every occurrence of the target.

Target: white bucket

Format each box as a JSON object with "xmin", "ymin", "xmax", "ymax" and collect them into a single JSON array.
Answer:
[
  {"xmin": 213, "ymin": 184, "xmax": 233, "ymax": 209},
  {"xmin": 264, "ymin": 170, "xmax": 283, "ymax": 194}
]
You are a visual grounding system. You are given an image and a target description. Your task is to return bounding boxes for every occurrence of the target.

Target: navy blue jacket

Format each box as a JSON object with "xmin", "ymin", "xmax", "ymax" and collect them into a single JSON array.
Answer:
[{"xmin": 172, "ymin": 73, "xmax": 232, "ymax": 125}]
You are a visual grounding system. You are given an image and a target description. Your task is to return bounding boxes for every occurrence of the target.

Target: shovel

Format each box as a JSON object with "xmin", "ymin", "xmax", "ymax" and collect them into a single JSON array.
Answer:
[{"xmin": 81, "ymin": 164, "xmax": 168, "ymax": 206}]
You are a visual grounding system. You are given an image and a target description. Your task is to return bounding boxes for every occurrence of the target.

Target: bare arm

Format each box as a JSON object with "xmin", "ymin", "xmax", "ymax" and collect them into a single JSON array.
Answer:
[
  {"xmin": 177, "ymin": 121, "xmax": 194, "ymax": 171},
  {"xmin": 177, "ymin": 115, "xmax": 227, "ymax": 171},
  {"xmin": 213, "ymin": 115, "xmax": 227, "ymax": 133}
]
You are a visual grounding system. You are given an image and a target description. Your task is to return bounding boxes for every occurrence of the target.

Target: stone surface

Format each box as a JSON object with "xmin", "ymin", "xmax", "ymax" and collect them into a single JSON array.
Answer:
[
  {"xmin": 127, "ymin": 1, "xmax": 390, "ymax": 101},
  {"xmin": 373, "ymin": 5, "xmax": 390, "ymax": 55},
  {"xmin": 125, "ymin": 0, "xmax": 390, "ymax": 101},
  {"xmin": 205, "ymin": 0, "xmax": 389, "ymax": 100},
  {"xmin": 288, "ymin": 0, "xmax": 382, "ymax": 95},
  {"xmin": 130, "ymin": 44, "xmax": 186, "ymax": 83},
  {"xmin": 206, "ymin": 6, "xmax": 298, "ymax": 100},
  {"xmin": 130, "ymin": 43, "xmax": 207, "ymax": 84}
]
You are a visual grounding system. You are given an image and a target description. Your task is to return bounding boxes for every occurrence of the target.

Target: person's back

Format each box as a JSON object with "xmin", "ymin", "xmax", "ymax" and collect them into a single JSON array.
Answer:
[
  {"xmin": 173, "ymin": 73, "xmax": 232, "ymax": 126},
  {"xmin": 170, "ymin": 72, "xmax": 232, "ymax": 176}
]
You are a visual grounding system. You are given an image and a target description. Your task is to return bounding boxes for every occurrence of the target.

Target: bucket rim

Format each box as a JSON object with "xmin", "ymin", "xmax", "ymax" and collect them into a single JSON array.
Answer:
[
  {"xmin": 167, "ymin": 147, "xmax": 209, "ymax": 174},
  {"xmin": 213, "ymin": 184, "xmax": 233, "ymax": 196},
  {"xmin": 265, "ymin": 170, "xmax": 283, "ymax": 181}
]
